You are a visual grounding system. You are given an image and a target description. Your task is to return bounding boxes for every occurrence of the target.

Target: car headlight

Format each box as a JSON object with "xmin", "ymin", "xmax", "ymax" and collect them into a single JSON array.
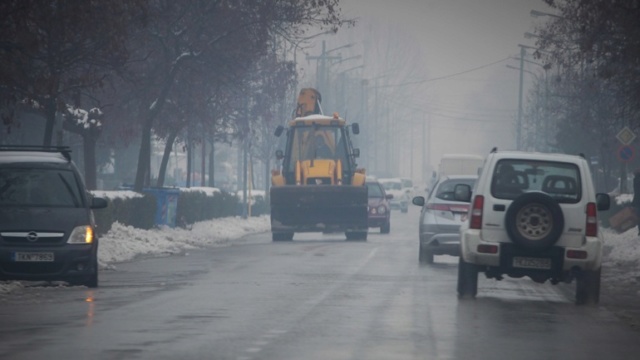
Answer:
[
  {"xmin": 377, "ymin": 205, "xmax": 386, "ymax": 214},
  {"xmin": 68, "ymin": 225, "xmax": 94, "ymax": 244}
]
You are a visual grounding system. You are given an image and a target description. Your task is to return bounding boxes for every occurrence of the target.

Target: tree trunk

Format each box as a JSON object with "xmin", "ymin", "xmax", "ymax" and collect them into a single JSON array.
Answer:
[
  {"xmin": 134, "ymin": 118, "xmax": 153, "ymax": 191},
  {"xmin": 186, "ymin": 136, "xmax": 192, "ymax": 188},
  {"xmin": 264, "ymin": 153, "xmax": 270, "ymax": 203},
  {"xmin": 156, "ymin": 128, "xmax": 179, "ymax": 187},
  {"xmin": 132, "ymin": 55, "xmax": 189, "ymax": 192},
  {"xmin": 63, "ymin": 118, "xmax": 101, "ymax": 190},
  {"xmin": 83, "ymin": 131, "xmax": 98, "ymax": 190},
  {"xmin": 43, "ymin": 98, "xmax": 57, "ymax": 147},
  {"xmin": 201, "ymin": 140, "xmax": 206, "ymax": 186},
  {"xmin": 208, "ymin": 140, "xmax": 215, "ymax": 187}
]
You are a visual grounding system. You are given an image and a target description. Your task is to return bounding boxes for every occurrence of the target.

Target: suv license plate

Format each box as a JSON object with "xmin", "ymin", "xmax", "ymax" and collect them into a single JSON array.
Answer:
[
  {"xmin": 513, "ymin": 257, "xmax": 551, "ymax": 270},
  {"xmin": 13, "ymin": 252, "xmax": 54, "ymax": 262}
]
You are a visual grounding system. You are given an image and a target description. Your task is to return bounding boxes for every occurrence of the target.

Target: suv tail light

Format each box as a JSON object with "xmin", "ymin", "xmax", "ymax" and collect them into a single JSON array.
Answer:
[
  {"xmin": 470, "ymin": 195, "xmax": 484, "ymax": 229},
  {"xmin": 585, "ymin": 202, "xmax": 597, "ymax": 236}
]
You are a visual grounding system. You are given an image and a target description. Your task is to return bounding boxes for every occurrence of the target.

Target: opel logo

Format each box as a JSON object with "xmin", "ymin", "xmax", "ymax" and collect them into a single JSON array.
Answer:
[{"xmin": 27, "ymin": 232, "xmax": 38, "ymax": 242}]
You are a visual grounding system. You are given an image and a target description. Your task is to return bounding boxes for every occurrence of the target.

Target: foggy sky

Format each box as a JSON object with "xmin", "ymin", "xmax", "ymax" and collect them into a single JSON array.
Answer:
[{"xmin": 299, "ymin": 0, "xmax": 554, "ymax": 182}]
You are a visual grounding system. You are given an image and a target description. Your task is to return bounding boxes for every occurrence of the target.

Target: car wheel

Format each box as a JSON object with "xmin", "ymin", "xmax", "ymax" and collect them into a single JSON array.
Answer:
[
  {"xmin": 576, "ymin": 268, "xmax": 601, "ymax": 305},
  {"xmin": 68, "ymin": 272, "xmax": 98, "ymax": 288},
  {"xmin": 272, "ymin": 232, "xmax": 294, "ymax": 241},
  {"xmin": 425, "ymin": 249, "xmax": 434, "ymax": 264},
  {"xmin": 346, "ymin": 231, "xmax": 367, "ymax": 241},
  {"xmin": 457, "ymin": 256, "xmax": 478, "ymax": 299},
  {"xmin": 505, "ymin": 192, "xmax": 564, "ymax": 251},
  {"xmin": 85, "ymin": 270, "xmax": 98, "ymax": 288},
  {"xmin": 419, "ymin": 244, "xmax": 434, "ymax": 265},
  {"xmin": 381, "ymin": 221, "xmax": 391, "ymax": 234}
]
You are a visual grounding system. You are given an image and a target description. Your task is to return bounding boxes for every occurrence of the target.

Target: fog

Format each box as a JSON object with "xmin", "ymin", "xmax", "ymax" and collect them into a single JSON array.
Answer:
[{"xmin": 295, "ymin": 0, "xmax": 554, "ymax": 183}]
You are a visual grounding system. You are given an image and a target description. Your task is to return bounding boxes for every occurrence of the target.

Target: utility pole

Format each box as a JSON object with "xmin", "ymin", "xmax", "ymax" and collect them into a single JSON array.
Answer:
[
  {"xmin": 422, "ymin": 115, "xmax": 426, "ymax": 183},
  {"xmin": 517, "ymin": 46, "xmax": 525, "ymax": 150},
  {"xmin": 306, "ymin": 41, "xmax": 342, "ymax": 102}
]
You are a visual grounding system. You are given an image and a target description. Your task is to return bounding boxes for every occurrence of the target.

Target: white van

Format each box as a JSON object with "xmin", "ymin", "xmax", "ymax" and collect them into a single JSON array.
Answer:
[{"xmin": 438, "ymin": 154, "xmax": 484, "ymax": 178}]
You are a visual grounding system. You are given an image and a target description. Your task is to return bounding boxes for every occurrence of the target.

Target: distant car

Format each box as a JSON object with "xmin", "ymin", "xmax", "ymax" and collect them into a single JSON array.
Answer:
[
  {"xmin": 412, "ymin": 175, "xmax": 478, "ymax": 264},
  {"xmin": 366, "ymin": 181, "xmax": 392, "ymax": 234},
  {"xmin": 400, "ymin": 177, "xmax": 415, "ymax": 198},
  {"xmin": 379, "ymin": 178, "xmax": 409, "ymax": 213}
]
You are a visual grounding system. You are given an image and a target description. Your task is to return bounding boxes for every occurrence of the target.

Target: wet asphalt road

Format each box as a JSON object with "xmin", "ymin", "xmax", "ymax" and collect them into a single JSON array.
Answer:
[{"xmin": 1, "ymin": 207, "xmax": 640, "ymax": 360}]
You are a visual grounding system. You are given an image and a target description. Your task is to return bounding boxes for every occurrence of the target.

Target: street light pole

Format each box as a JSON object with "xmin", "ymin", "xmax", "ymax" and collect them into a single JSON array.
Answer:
[{"xmin": 515, "ymin": 43, "xmax": 551, "ymax": 151}]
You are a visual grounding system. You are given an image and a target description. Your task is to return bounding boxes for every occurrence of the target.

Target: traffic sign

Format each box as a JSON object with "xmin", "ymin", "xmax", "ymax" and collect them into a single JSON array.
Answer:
[
  {"xmin": 617, "ymin": 145, "xmax": 635, "ymax": 162},
  {"xmin": 617, "ymin": 127, "xmax": 636, "ymax": 145}
]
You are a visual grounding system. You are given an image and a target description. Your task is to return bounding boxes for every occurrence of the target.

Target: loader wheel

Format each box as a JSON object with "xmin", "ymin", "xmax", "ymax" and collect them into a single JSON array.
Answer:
[
  {"xmin": 272, "ymin": 232, "xmax": 294, "ymax": 241},
  {"xmin": 346, "ymin": 231, "xmax": 367, "ymax": 241}
]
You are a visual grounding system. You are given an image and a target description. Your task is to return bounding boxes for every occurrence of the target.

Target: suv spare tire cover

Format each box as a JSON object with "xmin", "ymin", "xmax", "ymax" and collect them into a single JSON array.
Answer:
[{"xmin": 505, "ymin": 192, "xmax": 564, "ymax": 251}]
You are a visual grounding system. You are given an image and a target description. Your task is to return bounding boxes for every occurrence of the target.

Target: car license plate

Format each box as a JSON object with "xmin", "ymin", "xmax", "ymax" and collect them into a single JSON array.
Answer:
[
  {"xmin": 13, "ymin": 252, "xmax": 54, "ymax": 262},
  {"xmin": 512, "ymin": 256, "xmax": 551, "ymax": 270}
]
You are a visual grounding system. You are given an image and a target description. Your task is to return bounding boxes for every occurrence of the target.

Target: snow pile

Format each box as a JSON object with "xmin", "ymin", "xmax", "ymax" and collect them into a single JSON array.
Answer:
[
  {"xmin": 0, "ymin": 215, "xmax": 270, "ymax": 294},
  {"xmin": 98, "ymin": 216, "xmax": 270, "ymax": 266}
]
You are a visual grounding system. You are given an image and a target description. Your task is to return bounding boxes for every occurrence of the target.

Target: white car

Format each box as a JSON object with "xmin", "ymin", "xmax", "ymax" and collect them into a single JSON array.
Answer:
[
  {"xmin": 454, "ymin": 149, "xmax": 610, "ymax": 305},
  {"xmin": 379, "ymin": 178, "xmax": 409, "ymax": 213},
  {"xmin": 412, "ymin": 175, "xmax": 478, "ymax": 264}
]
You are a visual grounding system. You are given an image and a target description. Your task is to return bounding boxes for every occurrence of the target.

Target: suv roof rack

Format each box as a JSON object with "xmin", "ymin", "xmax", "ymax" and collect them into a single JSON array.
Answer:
[{"xmin": 0, "ymin": 145, "xmax": 72, "ymax": 161}]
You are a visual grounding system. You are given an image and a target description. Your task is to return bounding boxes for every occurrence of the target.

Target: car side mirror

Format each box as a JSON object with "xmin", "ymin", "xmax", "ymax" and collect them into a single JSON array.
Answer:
[
  {"xmin": 352, "ymin": 148, "xmax": 360, "ymax": 158},
  {"xmin": 412, "ymin": 196, "xmax": 425, "ymax": 207},
  {"xmin": 453, "ymin": 184, "xmax": 472, "ymax": 202},
  {"xmin": 274, "ymin": 125, "xmax": 284, "ymax": 137},
  {"xmin": 385, "ymin": 194, "xmax": 393, "ymax": 200},
  {"xmin": 91, "ymin": 197, "xmax": 108, "ymax": 209},
  {"xmin": 352, "ymin": 123, "xmax": 360, "ymax": 135},
  {"xmin": 275, "ymin": 149, "xmax": 284, "ymax": 160},
  {"xmin": 596, "ymin": 193, "xmax": 610, "ymax": 211}
]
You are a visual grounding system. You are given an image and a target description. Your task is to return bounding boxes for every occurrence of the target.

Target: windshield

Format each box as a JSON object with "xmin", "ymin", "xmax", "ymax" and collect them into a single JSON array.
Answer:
[
  {"xmin": 366, "ymin": 182, "xmax": 384, "ymax": 198},
  {"xmin": 0, "ymin": 168, "xmax": 83, "ymax": 207},
  {"xmin": 287, "ymin": 125, "xmax": 350, "ymax": 172}
]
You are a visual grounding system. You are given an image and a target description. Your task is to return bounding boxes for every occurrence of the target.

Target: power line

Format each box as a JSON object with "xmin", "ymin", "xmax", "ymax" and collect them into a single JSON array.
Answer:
[{"xmin": 377, "ymin": 56, "xmax": 512, "ymax": 88}]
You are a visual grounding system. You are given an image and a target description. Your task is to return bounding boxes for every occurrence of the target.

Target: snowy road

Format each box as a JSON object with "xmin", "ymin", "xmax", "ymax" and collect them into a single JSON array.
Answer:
[{"xmin": 1, "ymin": 207, "xmax": 639, "ymax": 359}]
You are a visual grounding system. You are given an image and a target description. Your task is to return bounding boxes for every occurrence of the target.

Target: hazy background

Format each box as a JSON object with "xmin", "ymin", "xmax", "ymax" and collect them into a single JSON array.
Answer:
[{"xmin": 295, "ymin": 0, "xmax": 554, "ymax": 183}]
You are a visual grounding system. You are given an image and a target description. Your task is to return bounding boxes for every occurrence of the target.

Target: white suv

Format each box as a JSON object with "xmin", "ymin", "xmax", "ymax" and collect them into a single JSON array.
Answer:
[{"xmin": 454, "ymin": 149, "xmax": 610, "ymax": 305}]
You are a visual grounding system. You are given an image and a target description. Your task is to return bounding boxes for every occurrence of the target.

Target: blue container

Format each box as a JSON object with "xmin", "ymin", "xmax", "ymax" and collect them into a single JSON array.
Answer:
[{"xmin": 143, "ymin": 188, "xmax": 180, "ymax": 228}]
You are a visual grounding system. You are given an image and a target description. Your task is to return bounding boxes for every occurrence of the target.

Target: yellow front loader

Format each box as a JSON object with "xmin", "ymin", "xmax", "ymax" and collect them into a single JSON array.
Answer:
[{"xmin": 270, "ymin": 88, "xmax": 368, "ymax": 241}]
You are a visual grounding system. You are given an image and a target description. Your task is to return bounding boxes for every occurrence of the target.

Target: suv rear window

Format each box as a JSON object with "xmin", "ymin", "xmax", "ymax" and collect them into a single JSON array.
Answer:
[
  {"xmin": 0, "ymin": 168, "xmax": 83, "ymax": 207},
  {"xmin": 491, "ymin": 159, "xmax": 581, "ymax": 203}
]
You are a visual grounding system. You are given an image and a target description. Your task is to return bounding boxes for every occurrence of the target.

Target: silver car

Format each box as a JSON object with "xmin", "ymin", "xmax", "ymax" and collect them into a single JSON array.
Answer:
[{"xmin": 412, "ymin": 175, "xmax": 478, "ymax": 264}]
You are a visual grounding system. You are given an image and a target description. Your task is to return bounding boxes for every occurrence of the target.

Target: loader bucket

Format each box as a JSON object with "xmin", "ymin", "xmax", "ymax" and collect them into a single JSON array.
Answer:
[{"xmin": 270, "ymin": 185, "xmax": 368, "ymax": 233}]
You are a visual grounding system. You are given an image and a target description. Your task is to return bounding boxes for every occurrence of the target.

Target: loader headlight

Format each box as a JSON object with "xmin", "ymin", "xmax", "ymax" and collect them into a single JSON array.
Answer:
[{"xmin": 377, "ymin": 205, "xmax": 387, "ymax": 214}]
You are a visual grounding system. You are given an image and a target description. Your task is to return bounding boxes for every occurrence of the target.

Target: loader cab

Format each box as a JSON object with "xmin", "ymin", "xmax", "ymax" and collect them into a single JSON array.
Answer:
[{"xmin": 276, "ymin": 116, "xmax": 360, "ymax": 186}]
